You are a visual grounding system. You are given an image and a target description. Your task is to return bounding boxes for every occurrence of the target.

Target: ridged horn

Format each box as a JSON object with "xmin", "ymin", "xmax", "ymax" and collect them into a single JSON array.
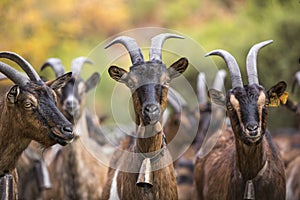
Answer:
[
  {"xmin": 292, "ymin": 71, "xmax": 300, "ymax": 94},
  {"xmin": 40, "ymin": 58, "xmax": 66, "ymax": 77},
  {"xmin": 105, "ymin": 36, "xmax": 144, "ymax": 65},
  {"xmin": 197, "ymin": 72, "xmax": 207, "ymax": 106},
  {"xmin": 149, "ymin": 33, "xmax": 184, "ymax": 63},
  {"xmin": 167, "ymin": 87, "xmax": 187, "ymax": 113},
  {"xmin": 0, "ymin": 61, "xmax": 29, "ymax": 86},
  {"xmin": 246, "ymin": 40, "xmax": 273, "ymax": 85},
  {"xmin": 0, "ymin": 51, "xmax": 41, "ymax": 82},
  {"xmin": 213, "ymin": 69, "xmax": 227, "ymax": 91},
  {"xmin": 71, "ymin": 57, "xmax": 94, "ymax": 77},
  {"xmin": 206, "ymin": 50, "xmax": 243, "ymax": 88}
]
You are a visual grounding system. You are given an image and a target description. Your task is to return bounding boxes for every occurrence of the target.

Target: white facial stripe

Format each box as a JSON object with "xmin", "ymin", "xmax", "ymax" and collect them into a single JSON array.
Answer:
[
  {"xmin": 257, "ymin": 91, "xmax": 266, "ymax": 128},
  {"xmin": 77, "ymin": 82, "xmax": 85, "ymax": 94},
  {"xmin": 230, "ymin": 94, "xmax": 245, "ymax": 130},
  {"xmin": 109, "ymin": 169, "xmax": 120, "ymax": 200}
]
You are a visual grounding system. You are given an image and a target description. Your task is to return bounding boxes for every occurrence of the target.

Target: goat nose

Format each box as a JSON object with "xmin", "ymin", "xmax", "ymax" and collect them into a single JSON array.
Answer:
[
  {"xmin": 246, "ymin": 123, "xmax": 258, "ymax": 135},
  {"xmin": 62, "ymin": 126, "xmax": 74, "ymax": 139},
  {"xmin": 143, "ymin": 104, "xmax": 161, "ymax": 124},
  {"xmin": 66, "ymin": 100, "xmax": 73, "ymax": 108},
  {"xmin": 144, "ymin": 104, "xmax": 159, "ymax": 115}
]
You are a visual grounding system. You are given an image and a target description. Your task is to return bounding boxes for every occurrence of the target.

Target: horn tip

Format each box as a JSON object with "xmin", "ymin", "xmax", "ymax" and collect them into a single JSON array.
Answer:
[{"xmin": 205, "ymin": 50, "xmax": 222, "ymax": 57}]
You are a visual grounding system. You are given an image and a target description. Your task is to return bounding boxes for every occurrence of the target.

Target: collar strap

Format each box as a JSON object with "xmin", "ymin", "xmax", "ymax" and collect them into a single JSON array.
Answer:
[
  {"xmin": 243, "ymin": 160, "xmax": 268, "ymax": 200},
  {"xmin": 136, "ymin": 133, "xmax": 167, "ymax": 163},
  {"xmin": 253, "ymin": 159, "xmax": 268, "ymax": 181}
]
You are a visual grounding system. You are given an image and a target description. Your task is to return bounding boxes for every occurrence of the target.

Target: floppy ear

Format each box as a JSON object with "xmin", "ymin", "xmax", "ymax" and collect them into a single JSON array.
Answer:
[
  {"xmin": 47, "ymin": 72, "xmax": 72, "ymax": 91},
  {"xmin": 208, "ymin": 89, "xmax": 226, "ymax": 108},
  {"xmin": 267, "ymin": 81, "xmax": 288, "ymax": 107},
  {"xmin": 85, "ymin": 72, "xmax": 100, "ymax": 92},
  {"xmin": 168, "ymin": 57, "xmax": 189, "ymax": 79},
  {"xmin": 7, "ymin": 85, "xmax": 20, "ymax": 104},
  {"xmin": 108, "ymin": 66, "xmax": 128, "ymax": 83}
]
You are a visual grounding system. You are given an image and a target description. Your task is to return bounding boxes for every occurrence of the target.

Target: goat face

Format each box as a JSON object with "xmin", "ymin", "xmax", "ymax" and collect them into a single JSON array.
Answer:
[
  {"xmin": 56, "ymin": 73, "xmax": 100, "ymax": 124},
  {"xmin": 226, "ymin": 84, "xmax": 268, "ymax": 145},
  {"xmin": 219, "ymin": 81, "xmax": 286, "ymax": 145},
  {"xmin": 109, "ymin": 58, "xmax": 188, "ymax": 126},
  {"xmin": 7, "ymin": 73, "xmax": 74, "ymax": 146}
]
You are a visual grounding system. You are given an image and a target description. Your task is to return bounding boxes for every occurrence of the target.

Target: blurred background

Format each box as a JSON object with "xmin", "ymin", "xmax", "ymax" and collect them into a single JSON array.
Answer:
[{"xmin": 0, "ymin": 0, "xmax": 299, "ymax": 132}]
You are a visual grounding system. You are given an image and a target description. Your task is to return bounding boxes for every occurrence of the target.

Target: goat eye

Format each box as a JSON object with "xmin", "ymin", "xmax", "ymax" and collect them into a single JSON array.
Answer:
[{"xmin": 24, "ymin": 101, "xmax": 32, "ymax": 109}]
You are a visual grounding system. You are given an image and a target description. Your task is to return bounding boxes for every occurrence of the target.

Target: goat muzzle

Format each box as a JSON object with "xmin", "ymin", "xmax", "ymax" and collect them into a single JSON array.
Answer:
[
  {"xmin": 50, "ymin": 126, "xmax": 74, "ymax": 145},
  {"xmin": 136, "ymin": 158, "xmax": 153, "ymax": 189}
]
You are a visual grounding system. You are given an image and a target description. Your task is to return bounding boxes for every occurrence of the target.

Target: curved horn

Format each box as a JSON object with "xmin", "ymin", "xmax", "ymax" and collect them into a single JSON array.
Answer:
[
  {"xmin": 292, "ymin": 71, "xmax": 300, "ymax": 94},
  {"xmin": 213, "ymin": 69, "xmax": 227, "ymax": 91},
  {"xmin": 0, "ymin": 61, "xmax": 29, "ymax": 86},
  {"xmin": 197, "ymin": 72, "xmax": 207, "ymax": 106},
  {"xmin": 40, "ymin": 58, "xmax": 66, "ymax": 77},
  {"xmin": 0, "ymin": 51, "xmax": 41, "ymax": 82},
  {"xmin": 246, "ymin": 40, "xmax": 273, "ymax": 85},
  {"xmin": 0, "ymin": 73, "xmax": 7, "ymax": 80},
  {"xmin": 149, "ymin": 33, "xmax": 184, "ymax": 63},
  {"xmin": 105, "ymin": 36, "xmax": 144, "ymax": 65},
  {"xmin": 71, "ymin": 57, "xmax": 94, "ymax": 77},
  {"xmin": 205, "ymin": 50, "xmax": 243, "ymax": 88},
  {"xmin": 167, "ymin": 87, "xmax": 187, "ymax": 113}
]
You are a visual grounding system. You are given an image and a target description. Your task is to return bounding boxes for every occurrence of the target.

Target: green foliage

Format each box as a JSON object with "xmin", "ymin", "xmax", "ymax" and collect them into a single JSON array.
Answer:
[{"xmin": 0, "ymin": 0, "xmax": 298, "ymax": 130}]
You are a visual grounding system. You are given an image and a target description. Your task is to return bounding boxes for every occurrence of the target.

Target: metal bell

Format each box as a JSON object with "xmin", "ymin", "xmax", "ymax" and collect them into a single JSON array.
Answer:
[
  {"xmin": 0, "ymin": 173, "xmax": 13, "ymax": 200},
  {"xmin": 35, "ymin": 160, "xmax": 52, "ymax": 190},
  {"xmin": 243, "ymin": 180, "xmax": 255, "ymax": 200},
  {"xmin": 136, "ymin": 158, "xmax": 153, "ymax": 189}
]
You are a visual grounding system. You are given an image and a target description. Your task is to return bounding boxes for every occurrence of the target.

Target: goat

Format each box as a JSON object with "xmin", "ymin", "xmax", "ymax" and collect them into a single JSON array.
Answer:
[
  {"xmin": 194, "ymin": 40, "xmax": 286, "ymax": 200},
  {"xmin": 101, "ymin": 33, "xmax": 189, "ymax": 199},
  {"xmin": 286, "ymin": 156, "xmax": 300, "ymax": 200},
  {"xmin": 0, "ymin": 51, "xmax": 73, "ymax": 199},
  {"xmin": 165, "ymin": 70, "xmax": 227, "ymax": 200},
  {"xmin": 276, "ymin": 66, "xmax": 300, "ymax": 200},
  {"xmin": 17, "ymin": 57, "xmax": 110, "ymax": 199}
]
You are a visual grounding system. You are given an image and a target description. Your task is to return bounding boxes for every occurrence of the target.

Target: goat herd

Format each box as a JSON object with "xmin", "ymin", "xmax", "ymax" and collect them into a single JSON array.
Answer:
[{"xmin": 0, "ymin": 33, "xmax": 299, "ymax": 200}]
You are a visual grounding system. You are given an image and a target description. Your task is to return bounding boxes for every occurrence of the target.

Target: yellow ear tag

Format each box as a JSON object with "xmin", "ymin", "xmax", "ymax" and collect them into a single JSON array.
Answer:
[
  {"xmin": 279, "ymin": 92, "xmax": 288, "ymax": 104},
  {"xmin": 269, "ymin": 93, "xmax": 280, "ymax": 107}
]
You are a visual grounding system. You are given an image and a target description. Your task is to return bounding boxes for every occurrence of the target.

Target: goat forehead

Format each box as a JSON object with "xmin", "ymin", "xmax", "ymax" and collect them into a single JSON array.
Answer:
[
  {"xmin": 130, "ymin": 63, "xmax": 168, "ymax": 83},
  {"xmin": 229, "ymin": 85, "xmax": 263, "ymax": 104}
]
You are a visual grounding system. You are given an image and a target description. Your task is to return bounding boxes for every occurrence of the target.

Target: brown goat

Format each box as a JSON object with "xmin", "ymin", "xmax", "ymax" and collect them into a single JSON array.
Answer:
[
  {"xmin": 17, "ymin": 57, "xmax": 110, "ymax": 200},
  {"xmin": 0, "ymin": 52, "xmax": 73, "ymax": 199},
  {"xmin": 286, "ymin": 155, "xmax": 300, "ymax": 200},
  {"xmin": 194, "ymin": 40, "xmax": 286, "ymax": 200},
  {"xmin": 164, "ymin": 70, "xmax": 227, "ymax": 200},
  {"xmin": 101, "ymin": 33, "xmax": 188, "ymax": 199}
]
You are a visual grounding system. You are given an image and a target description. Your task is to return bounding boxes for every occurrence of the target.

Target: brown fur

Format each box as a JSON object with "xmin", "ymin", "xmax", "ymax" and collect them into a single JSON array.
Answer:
[
  {"xmin": 0, "ymin": 79, "xmax": 72, "ymax": 199},
  {"xmin": 101, "ymin": 133, "xmax": 178, "ymax": 200},
  {"xmin": 194, "ymin": 87, "xmax": 286, "ymax": 200},
  {"xmin": 286, "ymin": 156, "xmax": 300, "ymax": 200}
]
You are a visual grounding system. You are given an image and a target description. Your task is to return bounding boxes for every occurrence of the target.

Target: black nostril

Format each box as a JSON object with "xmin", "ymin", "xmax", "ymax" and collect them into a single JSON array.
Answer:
[
  {"xmin": 63, "ymin": 126, "xmax": 73, "ymax": 134},
  {"xmin": 66, "ymin": 101, "xmax": 73, "ymax": 107},
  {"xmin": 246, "ymin": 123, "xmax": 258, "ymax": 132},
  {"xmin": 144, "ymin": 104, "xmax": 159, "ymax": 114}
]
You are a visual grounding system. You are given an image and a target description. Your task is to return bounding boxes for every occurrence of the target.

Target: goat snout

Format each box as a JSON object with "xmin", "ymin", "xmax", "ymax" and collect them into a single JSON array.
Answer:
[
  {"xmin": 246, "ymin": 122, "xmax": 259, "ymax": 137},
  {"xmin": 143, "ymin": 104, "xmax": 161, "ymax": 125},
  {"xmin": 50, "ymin": 125, "xmax": 74, "ymax": 145}
]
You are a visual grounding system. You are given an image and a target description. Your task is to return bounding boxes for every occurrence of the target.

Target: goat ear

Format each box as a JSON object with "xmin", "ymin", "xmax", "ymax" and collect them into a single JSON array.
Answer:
[
  {"xmin": 47, "ymin": 72, "xmax": 72, "ymax": 91},
  {"xmin": 108, "ymin": 66, "xmax": 128, "ymax": 83},
  {"xmin": 7, "ymin": 85, "xmax": 20, "ymax": 104},
  {"xmin": 168, "ymin": 57, "xmax": 188, "ymax": 79},
  {"xmin": 267, "ymin": 81, "xmax": 288, "ymax": 107},
  {"xmin": 85, "ymin": 73, "xmax": 100, "ymax": 92},
  {"xmin": 208, "ymin": 89, "xmax": 226, "ymax": 107}
]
